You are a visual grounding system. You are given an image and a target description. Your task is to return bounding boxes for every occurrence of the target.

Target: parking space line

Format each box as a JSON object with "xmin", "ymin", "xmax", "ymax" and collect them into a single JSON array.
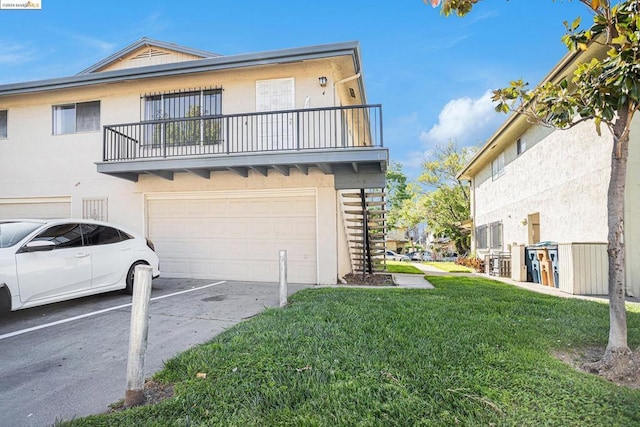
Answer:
[{"xmin": 0, "ymin": 281, "xmax": 227, "ymax": 341}]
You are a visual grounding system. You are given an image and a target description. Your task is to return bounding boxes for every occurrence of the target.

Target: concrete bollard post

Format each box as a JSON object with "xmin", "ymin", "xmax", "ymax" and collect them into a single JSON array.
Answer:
[
  {"xmin": 125, "ymin": 264, "xmax": 153, "ymax": 407},
  {"xmin": 279, "ymin": 250, "xmax": 288, "ymax": 307}
]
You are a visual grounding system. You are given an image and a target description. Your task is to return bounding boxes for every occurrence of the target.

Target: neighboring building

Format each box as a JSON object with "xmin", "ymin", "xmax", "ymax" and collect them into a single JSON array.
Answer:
[
  {"xmin": 0, "ymin": 38, "xmax": 388, "ymax": 285},
  {"xmin": 386, "ymin": 227, "xmax": 409, "ymax": 253},
  {"xmin": 457, "ymin": 43, "xmax": 640, "ymax": 297}
]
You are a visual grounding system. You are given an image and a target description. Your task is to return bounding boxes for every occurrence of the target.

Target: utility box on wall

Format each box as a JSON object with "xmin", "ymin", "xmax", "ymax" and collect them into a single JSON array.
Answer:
[{"xmin": 558, "ymin": 242, "xmax": 608, "ymax": 295}]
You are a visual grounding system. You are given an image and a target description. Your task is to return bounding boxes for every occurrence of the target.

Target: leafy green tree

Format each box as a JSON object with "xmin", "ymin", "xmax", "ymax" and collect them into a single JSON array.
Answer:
[
  {"xmin": 417, "ymin": 142, "xmax": 475, "ymax": 254},
  {"xmin": 428, "ymin": 0, "xmax": 639, "ymax": 369},
  {"xmin": 385, "ymin": 162, "xmax": 411, "ymax": 228}
]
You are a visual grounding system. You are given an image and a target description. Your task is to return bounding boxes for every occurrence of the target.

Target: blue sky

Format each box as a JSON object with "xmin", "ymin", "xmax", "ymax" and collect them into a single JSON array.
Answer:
[{"xmin": 0, "ymin": 0, "xmax": 591, "ymax": 178}]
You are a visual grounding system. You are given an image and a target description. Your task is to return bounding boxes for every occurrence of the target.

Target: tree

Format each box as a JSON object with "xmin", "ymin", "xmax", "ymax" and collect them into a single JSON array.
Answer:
[
  {"xmin": 418, "ymin": 142, "xmax": 475, "ymax": 254},
  {"xmin": 428, "ymin": 0, "xmax": 639, "ymax": 370},
  {"xmin": 396, "ymin": 142, "xmax": 475, "ymax": 254},
  {"xmin": 385, "ymin": 162, "xmax": 411, "ymax": 228}
]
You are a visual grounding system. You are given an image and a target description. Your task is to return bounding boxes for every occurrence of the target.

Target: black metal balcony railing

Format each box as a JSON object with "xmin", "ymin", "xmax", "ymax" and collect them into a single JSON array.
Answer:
[{"xmin": 103, "ymin": 104, "xmax": 382, "ymax": 161}]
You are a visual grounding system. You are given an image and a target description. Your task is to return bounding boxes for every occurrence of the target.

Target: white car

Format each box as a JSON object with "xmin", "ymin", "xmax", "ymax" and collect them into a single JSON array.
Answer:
[
  {"xmin": 0, "ymin": 219, "xmax": 160, "ymax": 313},
  {"xmin": 385, "ymin": 250, "xmax": 411, "ymax": 262}
]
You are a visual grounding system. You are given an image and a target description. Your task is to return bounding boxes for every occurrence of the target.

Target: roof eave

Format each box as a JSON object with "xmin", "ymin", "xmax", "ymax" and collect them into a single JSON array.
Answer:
[{"xmin": 0, "ymin": 41, "xmax": 362, "ymax": 97}]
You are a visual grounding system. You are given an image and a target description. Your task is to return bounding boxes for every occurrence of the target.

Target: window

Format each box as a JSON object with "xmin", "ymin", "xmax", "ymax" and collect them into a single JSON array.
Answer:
[
  {"xmin": 492, "ymin": 152, "xmax": 505, "ymax": 180},
  {"xmin": 81, "ymin": 224, "xmax": 130, "ymax": 245},
  {"xmin": 489, "ymin": 221, "xmax": 503, "ymax": 250},
  {"xmin": 143, "ymin": 88, "xmax": 222, "ymax": 146},
  {"xmin": 517, "ymin": 138, "xmax": 527, "ymax": 155},
  {"xmin": 31, "ymin": 223, "xmax": 84, "ymax": 249},
  {"xmin": 53, "ymin": 101, "xmax": 100, "ymax": 134},
  {"xmin": 475, "ymin": 225, "xmax": 488, "ymax": 250},
  {"xmin": 82, "ymin": 198, "xmax": 108, "ymax": 221},
  {"xmin": 0, "ymin": 110, "xmax": 7, "ymax": 139}
]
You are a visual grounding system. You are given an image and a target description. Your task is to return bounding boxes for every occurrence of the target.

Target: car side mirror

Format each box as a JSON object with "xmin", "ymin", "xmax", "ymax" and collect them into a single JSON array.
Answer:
[{"xmin": 20, "ymin": 240, "xmax": 56, "ymax": 253}]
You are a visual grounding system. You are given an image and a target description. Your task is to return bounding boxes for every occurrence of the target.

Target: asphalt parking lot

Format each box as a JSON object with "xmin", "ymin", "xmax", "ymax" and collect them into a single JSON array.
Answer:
[{"xmin": 0, "ymin": 278, "xmax": 311, "ymax": 426}]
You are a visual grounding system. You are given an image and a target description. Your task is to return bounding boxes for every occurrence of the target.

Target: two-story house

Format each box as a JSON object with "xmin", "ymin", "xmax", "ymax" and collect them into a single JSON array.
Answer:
[
  {"xmin": 457, "ymin": 43, "xmax": 640, "ymax": 297},
  {"xmin": 0, "ymin": 38, "xmax": 388, "ymax": 285}
]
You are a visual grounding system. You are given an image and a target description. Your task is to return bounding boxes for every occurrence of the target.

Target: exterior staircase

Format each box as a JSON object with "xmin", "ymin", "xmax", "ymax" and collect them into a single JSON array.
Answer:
[{"xmin": 340, "ymin": 189, "xmax": 387, "ymax": 275}]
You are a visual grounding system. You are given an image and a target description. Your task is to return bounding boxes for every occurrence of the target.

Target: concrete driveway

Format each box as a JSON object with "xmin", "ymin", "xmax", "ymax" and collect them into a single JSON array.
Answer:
[{"xmin": 0, "ymin": 278, "xmax": 310, "ymax": 426}]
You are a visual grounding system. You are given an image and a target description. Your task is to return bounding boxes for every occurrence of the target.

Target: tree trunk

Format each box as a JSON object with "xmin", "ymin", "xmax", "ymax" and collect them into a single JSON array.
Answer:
[{"xmin": 605, "ymin": 112, "xmax": 631, "ymax": 358}]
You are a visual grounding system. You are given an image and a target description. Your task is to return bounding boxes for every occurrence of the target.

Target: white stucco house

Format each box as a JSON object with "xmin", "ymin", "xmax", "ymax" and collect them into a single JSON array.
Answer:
[
  {"xmin": 457, "ymin": 44, "xmax": 639, "ymax": 297},
  {"xmin": 0, "ymin": 38, "xmax": 388, "ymax": 285}
]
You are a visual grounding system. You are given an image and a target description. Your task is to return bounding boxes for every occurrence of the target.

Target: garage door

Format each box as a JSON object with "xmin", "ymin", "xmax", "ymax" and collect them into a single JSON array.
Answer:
[
  {"xmin": 0, "ymin": 197, "xmax": 71, "ymax": 220},
  {"xmin": 147, "ymin": 191, "xmax": 317, "ymax": 284}
]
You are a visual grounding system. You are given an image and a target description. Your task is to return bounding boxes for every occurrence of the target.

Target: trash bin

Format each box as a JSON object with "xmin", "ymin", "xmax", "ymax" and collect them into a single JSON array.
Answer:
[
  {"xmin": 546, "ymin": 245, "xmax": 559, "ymax": 288},
  {"xmin": 525, "ymin": 246, "xmax": 540, "ymax": 283},
  {"xmin": 527, "ymin": 242, "xmax": 559, "ymax": 287},
  {"xmin": 536, "ymin": 248, "xmax": 553, "ymax": 286}
]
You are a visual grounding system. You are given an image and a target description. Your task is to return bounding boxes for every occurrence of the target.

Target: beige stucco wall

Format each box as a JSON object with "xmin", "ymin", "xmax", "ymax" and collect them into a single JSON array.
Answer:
[
  {"xmin": 474, "ymin": 121, "xmax": 611, "ymax": 248},
  {"xmin": 472, "ymin": 117, "xmax": 639, "ymax": 296}
]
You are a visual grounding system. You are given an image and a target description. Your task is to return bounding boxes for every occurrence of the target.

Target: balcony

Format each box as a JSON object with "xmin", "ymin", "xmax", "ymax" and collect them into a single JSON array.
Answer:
[{"xmin": 96, "ymin": 104, "xmax": 388, "ymax": 188}]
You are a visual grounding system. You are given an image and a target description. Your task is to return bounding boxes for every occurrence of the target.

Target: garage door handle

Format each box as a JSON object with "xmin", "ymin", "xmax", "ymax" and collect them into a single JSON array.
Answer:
[{"xmin": 75, "ymin": 252, "xmax": 90, "ymax": 258}]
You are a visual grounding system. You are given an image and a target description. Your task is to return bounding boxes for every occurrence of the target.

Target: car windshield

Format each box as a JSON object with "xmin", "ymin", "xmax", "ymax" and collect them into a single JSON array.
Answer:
[{"xmin": 0, "ymin": 221, "xmax": 42, "ymax": 248}]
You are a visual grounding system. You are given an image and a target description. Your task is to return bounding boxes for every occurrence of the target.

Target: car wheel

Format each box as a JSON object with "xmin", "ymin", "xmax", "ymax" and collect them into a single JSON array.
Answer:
[{"xmin": 125, "ymin": 261, "xmax": 148, "ymax": 295}]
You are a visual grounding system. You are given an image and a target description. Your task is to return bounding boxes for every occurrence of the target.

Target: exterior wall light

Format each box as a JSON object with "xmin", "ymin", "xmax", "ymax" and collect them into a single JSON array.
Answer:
[{"xmin": 318, "ymin": 76, "xmax": 328, "ymax": 87}]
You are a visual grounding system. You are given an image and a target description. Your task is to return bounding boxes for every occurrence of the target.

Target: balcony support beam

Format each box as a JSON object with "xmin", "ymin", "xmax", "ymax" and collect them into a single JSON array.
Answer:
[
  {"xmin": 148, "ymin": 170, "xmax": 174, "ymax": 181},
  {"xmin": 294, "ymin": 164, "xmax": 309, "ymax": 175},
  {"xmin": 272, "ymin": 165, "xmax": 290, "ymax": 176},
  {"xmin": 227, "ymin": 167, "xmax": 249, "ymax": 177},
  {"xmin": 186, "ymin": 169, "xmax": 211, "ymax": 179},
  {"xmin": 316, "ymin": 163, "xmax": 333, "ymax": 174},
  {"xmin": 249, "ymin": 166, "xmax": 269, "ymax": 177}
]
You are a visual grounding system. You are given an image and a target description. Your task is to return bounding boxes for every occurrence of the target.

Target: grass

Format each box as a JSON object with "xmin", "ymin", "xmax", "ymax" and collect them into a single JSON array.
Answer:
[
  {"xmin": 425, "ymin": 261, "xmax": 474, "ymax": 273},
  {"xmin": 384, "ymin": 260, "xmax": 425, "ymax": 274},
  {"xmin": 66, "ymin": 276, "xmax": 640, "ymax": 426}
]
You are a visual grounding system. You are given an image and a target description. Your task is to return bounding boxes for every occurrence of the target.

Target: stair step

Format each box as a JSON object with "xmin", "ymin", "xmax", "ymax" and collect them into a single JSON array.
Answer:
[
  {"xmin": 342, "ymin": 192, "xmax": 386, "ymax": 198},
  {"xmin": 344, "ymin": 210, "xmax": 387, "ymax": 215},
  {"xmin": 345, "ymin": 218, "xmax": 385, "ymax": 223}
]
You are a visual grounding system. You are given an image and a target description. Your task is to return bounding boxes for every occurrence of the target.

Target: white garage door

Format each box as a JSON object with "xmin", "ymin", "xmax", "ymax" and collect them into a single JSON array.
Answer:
[
  {"xmin": 147, "ymin": 191, "xmax": 317, "ymax": 284},
  {"xmin": 0, "ymin": 198, "xmax": 71, "ymax": 220}
]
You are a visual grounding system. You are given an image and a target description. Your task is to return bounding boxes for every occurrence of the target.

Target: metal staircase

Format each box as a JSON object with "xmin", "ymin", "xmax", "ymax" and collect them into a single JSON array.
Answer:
[{"xmin": 340, "ymin": 189, "xmax": 387, "ymax": 275}]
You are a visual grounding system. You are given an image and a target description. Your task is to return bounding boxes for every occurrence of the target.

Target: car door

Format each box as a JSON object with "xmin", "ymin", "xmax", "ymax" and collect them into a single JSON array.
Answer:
[
  {"xmin": 81, "ymin": 223, "xmax": 134, "ymax": 289},
  {"xmin": 15, "ymin": 222, "xmax": 92, "ymax": 304}
]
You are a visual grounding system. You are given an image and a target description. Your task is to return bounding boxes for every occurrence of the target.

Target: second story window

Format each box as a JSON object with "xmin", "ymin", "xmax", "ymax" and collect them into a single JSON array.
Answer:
[
  {"xmin": 492, "ymin": 152, "xmax": 505, "ymax": 180},
  {"xmin": 53, "ymin": 101, "xmax": 100, "ymax": 135},
  {"xmin": 143, "ymin": 88, "xmax": 222, "ymax": 121},
  {"xmin": 142, "ymin": 88, "xmax": 222, "ymax": 146},
  {"xmin": 0, "ymin": 110, "xmax": 7, "ymax": 139},
  {"xmin": 517, "ymin": 138, "xmax": 527, "ymax": 155}
]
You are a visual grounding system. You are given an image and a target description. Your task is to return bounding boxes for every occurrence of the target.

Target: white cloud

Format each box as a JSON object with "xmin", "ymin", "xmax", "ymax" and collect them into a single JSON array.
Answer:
[
  {"xmin": 0, "ymin": 41, "xmax": 38, "ymax": 65},
  {"xmin": 420, "ymin": 90, "xmax": 502, "ymax": 147}
]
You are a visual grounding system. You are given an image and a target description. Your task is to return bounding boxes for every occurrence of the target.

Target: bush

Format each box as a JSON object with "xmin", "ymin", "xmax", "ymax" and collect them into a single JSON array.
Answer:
[{"xmin": 455, "ymin": 256, "xmax": 484, "ymax": 272}]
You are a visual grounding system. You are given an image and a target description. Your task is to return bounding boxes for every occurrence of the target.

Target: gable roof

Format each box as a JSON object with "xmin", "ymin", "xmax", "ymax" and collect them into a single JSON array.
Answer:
[
  {"xmin": 77, "ymin": 37, "xmax": 220, "ymax": 75},
  {"xmin": 0, "ymin": 41, "xmax": 364, "ymax": 100}
]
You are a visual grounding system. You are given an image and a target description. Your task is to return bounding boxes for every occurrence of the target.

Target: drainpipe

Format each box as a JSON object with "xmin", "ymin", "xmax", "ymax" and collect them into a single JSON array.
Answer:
[{"xmin": 333, "ymin": 73, "xmax": 361, "ymax": 106}]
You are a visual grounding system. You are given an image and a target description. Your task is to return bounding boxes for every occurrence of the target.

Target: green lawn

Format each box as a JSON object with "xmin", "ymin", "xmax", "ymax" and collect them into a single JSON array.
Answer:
[
  {"xmin": 384, "ymin": 260, "xmax": 424, "ymax": 274},
  {"xmin": 67, "ymin": 276, "xmax": 640, "ymax": 426},
  {"xmin": 425, "ymin": 261, "xmax": 474, "ymax": 273}
]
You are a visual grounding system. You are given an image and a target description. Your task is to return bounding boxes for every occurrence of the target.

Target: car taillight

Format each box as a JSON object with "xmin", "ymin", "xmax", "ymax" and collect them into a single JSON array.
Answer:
[{"xmin": 146, "ymin": 238, "xmax": 156, "ymax": 251}]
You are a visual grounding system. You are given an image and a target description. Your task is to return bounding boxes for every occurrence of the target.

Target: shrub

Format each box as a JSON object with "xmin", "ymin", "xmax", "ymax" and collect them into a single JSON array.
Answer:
[{"xmin": 456, "ymin": 256, "xmax": 484, "ymax": 272}]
